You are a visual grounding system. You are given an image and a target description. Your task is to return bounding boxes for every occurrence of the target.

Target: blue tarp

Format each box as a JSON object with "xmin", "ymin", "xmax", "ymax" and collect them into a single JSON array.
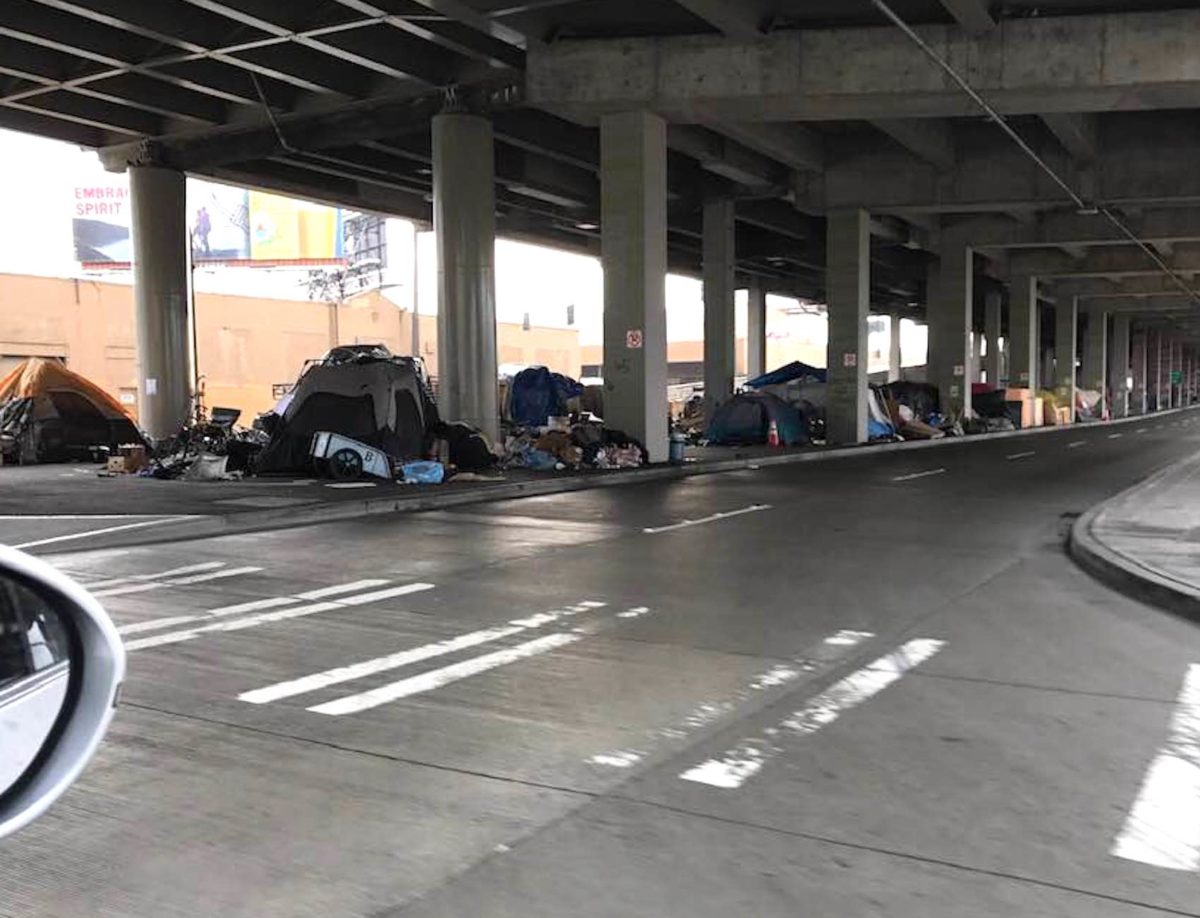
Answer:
[
  {"xmin": 746, "ymin": 361, "xmax": 828, "ymax": 388},
  {"xmin": 509, "ymin": 367, "xmax": 584, "ymax": 427},
  {"xmin": 705, "ymin": 392, "xmax": 809, "ymax": 446}
]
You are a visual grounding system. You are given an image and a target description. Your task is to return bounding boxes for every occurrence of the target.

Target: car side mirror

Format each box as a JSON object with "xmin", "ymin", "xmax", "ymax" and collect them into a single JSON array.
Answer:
[{"xmin": 0, "ymin": 545, "xmax": 124, "ymax": 839}]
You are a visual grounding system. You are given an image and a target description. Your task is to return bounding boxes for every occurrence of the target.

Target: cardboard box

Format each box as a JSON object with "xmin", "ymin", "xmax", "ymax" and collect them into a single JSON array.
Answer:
[
  {"xmin": 1004, "ymin": 388, "xmax": 1037, "ymax": 428},
  {"xmin": 119, "ymin": 443, "xmax": 147, "ymax": 473},
  {"xmin": 106, "ymin": 456, "xmax": 128, "ymax": 474}
]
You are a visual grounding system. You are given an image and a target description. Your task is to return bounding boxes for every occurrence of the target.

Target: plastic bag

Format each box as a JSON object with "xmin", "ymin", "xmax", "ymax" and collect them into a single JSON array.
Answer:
[{"xmin": 401, "ymin": 460, "xmax": 445, "ymax": 484}]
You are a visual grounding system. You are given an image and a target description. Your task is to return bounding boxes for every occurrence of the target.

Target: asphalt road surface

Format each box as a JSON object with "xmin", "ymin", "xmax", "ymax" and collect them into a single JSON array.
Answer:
[{"xmin": 4, "ymin": 417, "xmax": 1200, "ymax": 917}]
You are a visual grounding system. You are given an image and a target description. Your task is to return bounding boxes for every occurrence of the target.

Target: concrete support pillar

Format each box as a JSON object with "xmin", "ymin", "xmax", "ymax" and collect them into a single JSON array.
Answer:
[
  {"xmin": 888, "ymin": 311, "xmax": 903, "ymax": 383},
  {"xmin": 1082, "ymin": 311, "xmax": 1108, "ymax": 417},
  {"xmin": 130, "ymin": 166, "xmax": 192, "ymax": 440},
  {"xmin": 1131, "ymin": 333, "xmax": 1147, "ymax": 415},
  {"xmin": 1166, "ymin": 337, "xmax": 1178, "ymax": 409},
  {"xmin": 433, "ymin": 112, "xmax": 499, "ymax": 440},
  {"xmin": 703, "ymin": 199, "xmax": 736, "ymax": 421},
  {"xmin": 601, "ymin": 111, "xmax": 668, "ymax": 462},
  {"xmin": 1148, "ymin": 330, "xmax": 1163, "ymax": 411},
  {"xmin": 825, "ymin": 209, "xmax": 870, "ymax": 445},
  {"xmin": 984, "ymin": 288, "xmax": 1002, "ymax": 387},
  {"xmin": 746, "ymin": 281, "xmax": 767, "ymax": 380},
  {"xmin": 1008, "ymin": 276, "xmax": 1038, "ymax": 390},
  {"xmin": 928, "ymin": 243, "xmax": 973, "ymax": 418},
  {"xmin": 1055, "ymin": 297, "xmax": 1078, "ymax": 422},
  {"xmin": 1109, "ymin": 314, "xmax": 1131, "ymax": 418}
]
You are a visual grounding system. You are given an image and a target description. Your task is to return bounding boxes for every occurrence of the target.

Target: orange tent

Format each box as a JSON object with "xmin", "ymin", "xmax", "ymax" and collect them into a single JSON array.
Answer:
[{"xmin": 0, "ymin": 358, "xmax": 141, "ymax": 463}]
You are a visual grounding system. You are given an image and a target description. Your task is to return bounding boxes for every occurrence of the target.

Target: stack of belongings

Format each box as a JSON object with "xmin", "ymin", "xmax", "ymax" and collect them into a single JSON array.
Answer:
[
  {"xmin": 964, "ymin": 386, "xmax": 1019, "ymax": 434},
  {"xmin": 256, "ymin": 344, "xmax": 439, "ymax": 475},
  {"xmin": 879, "ymin": 381, "xmax": 947, "ymax": 439}
]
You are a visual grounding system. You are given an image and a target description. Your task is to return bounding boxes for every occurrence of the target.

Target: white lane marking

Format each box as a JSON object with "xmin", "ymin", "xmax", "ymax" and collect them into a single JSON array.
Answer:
[
  {"xmin": 589, "ymin": 629, "xmax": 875, "ymax": 770},
  {"xmin": 117, "ymin": 580, "xmax": 389, "ymax": 636},
  {"xmin": 239, "ymin": 600, "xmax": 606, "ymax": 704},
  {"xmin": 1137, "ymin": 429, "xmax": 1149, "ymax": 434},
  {"xmin": 1067, "ymin": 441, "xmax": 1087, "ymax": 449},
  {"xmin": 680, "ymin": 638, "xmax": 945, "ymax": 789},
  {"xmin": 325, "ymin": 482, "xmax": 378, "ymax": 489},
  {"xmin": 0, "ymin": 515, "xmax": 163, "ymax": 521},
  {"xmin": 643, "ymin": 504, "xmax": 771, "ymax": 535},
  {"xmin": 310, "ymin": 632, "xmax": 580, "ymax": 715},
  {"xmin": 1006, "ymin": 451, "xmax": 1036, "ymax": 461},
  {"xmin": 124, "ymin": 582, "xmax": 435, "ymax": 651},
  {"xmin": 1109, "ymin": 433, "xmax": 1124, "ymax": 440},
  {"xmin": 891, "ymin": 468, "xmax": 946, "ymax": 482},
  {"xmin": 92, "ymin": 566, "xmax": 262, "ymax": 597},
  {"xmin": 1112, "ymin": 665, "xmax": 1200, "ymax": 871},
  {"xmin": 11, "ymin": 516, "xmax": 197, "ymax": 550},
  {"xmin": 84, "ymin": 561, "xmax": 226, "ymax": 590}
]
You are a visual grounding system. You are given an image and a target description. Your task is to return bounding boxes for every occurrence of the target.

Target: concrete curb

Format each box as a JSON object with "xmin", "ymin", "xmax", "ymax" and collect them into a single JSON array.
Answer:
[
  {"xmin": 41, "ymin": 403, "xmax": 1200, "ymax": 554},
  {"xmin": 1068, "ymin": 448, "xmax": 1200, "ymax": 625}
]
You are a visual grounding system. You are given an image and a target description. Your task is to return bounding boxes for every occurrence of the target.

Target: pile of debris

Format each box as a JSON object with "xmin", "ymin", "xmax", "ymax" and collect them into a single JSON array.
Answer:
[{"xmin": 500, "ymin": 366, "xmax": 646, "ymax": 471}]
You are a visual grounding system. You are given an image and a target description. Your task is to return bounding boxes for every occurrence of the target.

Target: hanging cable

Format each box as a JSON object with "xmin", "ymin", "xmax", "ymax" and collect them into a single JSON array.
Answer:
[{"xmin": 869, "ymin": 0, "xmax": 1200, "ymax": 311}]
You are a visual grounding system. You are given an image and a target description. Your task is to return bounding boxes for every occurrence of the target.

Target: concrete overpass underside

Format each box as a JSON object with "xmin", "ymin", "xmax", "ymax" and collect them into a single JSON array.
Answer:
[{"xmin": 4, "ymin": 0, "xmax": 1200, "ymax": 451}]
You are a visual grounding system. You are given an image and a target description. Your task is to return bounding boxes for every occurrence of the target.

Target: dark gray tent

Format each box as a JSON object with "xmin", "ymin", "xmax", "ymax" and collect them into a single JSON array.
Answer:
[{"xmin": 256, "ymin": 353, "xmax": 438, "ymax": 473}]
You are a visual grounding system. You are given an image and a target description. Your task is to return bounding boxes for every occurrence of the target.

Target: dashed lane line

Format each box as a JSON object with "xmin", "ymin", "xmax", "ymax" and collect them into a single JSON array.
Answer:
[
  {"xmin": 679, "ymin": 639, "xmax": 946, "ymax": 789},
  {"xmin": 12, "ymin": 515, "xmax": 198, "ymax": 550},
  {"xmin": 1006, "ymin": 451, "xmax": 1036, "ymax": 461},
  {"xmin": 891, "ymin": 468, "xmax": 946, "ymax": 483},
  {"xmin": 1068, "ymin": 441, "xmax": 1087, "ymax": 449},
  {"xmin": 644, "ymin": 504, "xmax": 772, "ymax": 534}
]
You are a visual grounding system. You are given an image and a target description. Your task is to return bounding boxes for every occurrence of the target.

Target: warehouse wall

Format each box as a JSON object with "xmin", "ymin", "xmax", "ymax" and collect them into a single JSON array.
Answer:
[{"xmin": 0, "ymin": 273, "xmax": 581, "ymax": 421}]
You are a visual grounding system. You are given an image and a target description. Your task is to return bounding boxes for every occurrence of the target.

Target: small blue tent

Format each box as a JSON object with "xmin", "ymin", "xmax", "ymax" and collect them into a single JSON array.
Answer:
[{"xmin": 509, "ymin": 366, "xmax": 584, "ymax": 427}]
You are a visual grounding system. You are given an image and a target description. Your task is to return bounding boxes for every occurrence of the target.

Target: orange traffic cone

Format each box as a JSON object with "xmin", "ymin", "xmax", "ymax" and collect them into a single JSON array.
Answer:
[{"xmin": 767, "ymin": 418, "xmax": 781, "ymax": 448}]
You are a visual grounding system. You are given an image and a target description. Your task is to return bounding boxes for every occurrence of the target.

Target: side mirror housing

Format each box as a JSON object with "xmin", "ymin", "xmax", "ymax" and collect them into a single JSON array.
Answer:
[{"xmin": 0, "ymin": 545, "xmax": 125, "ymax": 839}]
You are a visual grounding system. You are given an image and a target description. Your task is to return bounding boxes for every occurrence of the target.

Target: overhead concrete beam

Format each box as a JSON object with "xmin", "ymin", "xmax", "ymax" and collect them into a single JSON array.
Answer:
[
  {"xmin": 1041, "ymin": 113, "xmax": 1099, "ymax": 162},
  {"xmin": 708, "ymin": 122, "xmax": 823, "ymax": 173},
  {"xmin": 671, "ymin": 0, "xmax": 766, "ymax": 40},
  {"xmin": 815, "ymin": 122, "xmax": 1200, "ymax": 213},
  {"xmin": 1055, "ymin": 275, "xmax": 1200, "ymax": 299},
  {"xmin": 527, "ymin": 11, "xmax": 1200, "ymax": 122},
  {"xmin": 962, "ymin": 208, "xmax": 1200, "ymax": 250},
  {"xmin": 939, "ymin": 0, "xmax": 996, "ymax": 34},
  {"xmin": 872, "ymin": 119, "xmax": 956, "ymax": 170},
  {"xmin": 1008, "ymin": 243, "xmax": 1200, "ymax": 278},
  {"xmin": 667, "ymin": 124, "xmax": 787, "ymax": 189}
]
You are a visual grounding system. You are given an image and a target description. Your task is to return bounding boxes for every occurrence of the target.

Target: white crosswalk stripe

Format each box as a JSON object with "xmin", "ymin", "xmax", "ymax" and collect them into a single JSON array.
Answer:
[
  {"xmin": 125, "ymin": 582, "xmax": 435, "ymax": 651},
  {"xmin": 679, "ymin": 638, "xmax": 945, "ymax": 789},
  {"xmin": 94, "ymin": 566, "xmax": 263, "ymax": 598},
  {"xmin": 1112, "ymin": 665, "xmax": 1200, "ymax": 871},
  {"xmin": 239, "ymin": 600, "xmax": 607, "ymax": 705}
]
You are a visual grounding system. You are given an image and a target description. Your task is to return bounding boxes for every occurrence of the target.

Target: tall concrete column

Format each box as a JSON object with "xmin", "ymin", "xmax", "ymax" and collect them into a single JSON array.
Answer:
[
  {"xmin": 746, "ymin": 281, "xmax": 767, "ymax": 380},
  {"xmin": 601, "ymin": 111, "xmax": 668, "ymax": 462},
  {"xmin": 1081, "ymin": 311, "xmax": 1107, "ymax": 417},
  {"xmin": 888, "ymin": 311, "xmax": 902, "ymax": 383},
  {"xmin": 703, "ymin": 199, "xmax": 736, "ymax": 421},
  {"xmin": 1109, "ymin": 314, "xmax": 1131, "ymax": 418},
  {"xmin": 1148, "ymin": 329, "xmax": 1162, "ymax": 411},
  {"xmin": 928, "ymin": 242, "xmax": 973, "ymax": 418},
  {"xmin": 984, "ymin": 288, "xmax": 1002, "ymax": 387},
  {"xmin": 130, "ymin": 165, "xmax": 192, "ymax": 440},
  {"xmin": 825, "ymin": 209, "xmax": 870, "ymax": 444},
  {"xmin": 1055, "ymin": 297, "xmax": 1078, "ymax": 422},
  {"xmin": 1131, "ymin": 332, "xmax": 1147, "ymax": 415},
  {"xmin": 1166, "ymin": 337, "xmax": 1178, "ymax": 408},
  {"xmin": 433, "ymin": 111, "xmax": 499, "ymax": 440},
  {"xmin": 1008, "ymin": 276, "xmax": 1038, "ymax": 390}
]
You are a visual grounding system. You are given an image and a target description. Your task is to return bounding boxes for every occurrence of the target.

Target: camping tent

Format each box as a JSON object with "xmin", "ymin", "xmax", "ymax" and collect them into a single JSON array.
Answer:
[
  {"xmin": 705, "ymin": 392, "xmax": 809, "ymax": 446},
  {"xmin": 0, "ymin": 358, "xmax": 143, "ymax": 463},
  {"xmin": 507, "ymin": 366, "xmax": 584, "ymax": 427},
  {"xmin": 256, "ymin": 353, "xmax": 439, "ymax": 473}
]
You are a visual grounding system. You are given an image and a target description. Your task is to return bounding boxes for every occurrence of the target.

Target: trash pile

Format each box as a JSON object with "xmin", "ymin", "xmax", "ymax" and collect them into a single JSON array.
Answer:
[
  {"xmin": 143, "ymin": 406, "xmax": 269, "ymax": 480},
  {"xmin": 500, "ymin": 366, "xmax": 646, "ymax": 471}
]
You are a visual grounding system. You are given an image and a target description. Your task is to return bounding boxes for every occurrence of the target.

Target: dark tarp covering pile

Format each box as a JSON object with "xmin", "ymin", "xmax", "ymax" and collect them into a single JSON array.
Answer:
[
  {"xmin": 0, "ymin": 358, "xmax": 143, "ymax": 463},
  {"xmin": 507, "ymin": 366, "xmax": 584, "ymax": 427},
  {"xmin": 705, "ymin": 392, "xmax": 809, "ymax": 446},
  {"xmin": 256, "ymin": 351, "xmax": 438, "ymax": 473},
  {"xmin": 745, "ymin": 361, "xmax": 827, "ymax": 388}
]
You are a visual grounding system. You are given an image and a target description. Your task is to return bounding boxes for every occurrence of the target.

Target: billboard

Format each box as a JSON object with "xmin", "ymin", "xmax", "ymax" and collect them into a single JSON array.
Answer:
[{"xmin": 73, "ymin": 174, "xmax": 344, "ymax": 266}]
